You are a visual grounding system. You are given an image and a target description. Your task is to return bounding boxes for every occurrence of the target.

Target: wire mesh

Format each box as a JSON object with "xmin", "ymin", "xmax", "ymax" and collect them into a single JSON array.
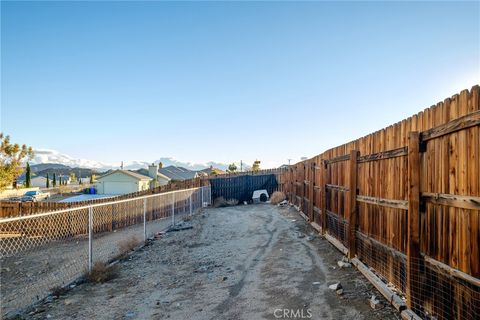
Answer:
[
  {"xmin": 353, "ymin": 230, "xmax": 479, "ymax": 320},
  {"xmin": 407, "ymin": 256, "xmax": 479, "ymax": 320},
  {"xmin": 0, "ymin": 186, "xmax": 210, "ymax": 318},
  {"xmin": 355, "ymin": 231, "xmax": 406, "ymax": 295},
  {"xmin": 0, "ymin": 207, "xmax": 89, "ymax": 316},
  {"xmin": 325, "ymin": 210, "xmax": 349, "ymax": 248}
]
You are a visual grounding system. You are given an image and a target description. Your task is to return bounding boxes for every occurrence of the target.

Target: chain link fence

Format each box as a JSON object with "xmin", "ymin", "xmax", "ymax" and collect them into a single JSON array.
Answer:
[{"xmin": 0, "ymin": 186, "xmax": 211, "ymax": 317}]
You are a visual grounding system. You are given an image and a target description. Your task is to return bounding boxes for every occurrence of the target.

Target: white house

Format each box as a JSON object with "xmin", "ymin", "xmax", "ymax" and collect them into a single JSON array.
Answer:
[
  {"xmin": 30, "ymin": 176, "xmax": 49, "ymax": 188},
  {"xmin": 95, "ymin": 170, "xmax": 152, "ymax": 195}
]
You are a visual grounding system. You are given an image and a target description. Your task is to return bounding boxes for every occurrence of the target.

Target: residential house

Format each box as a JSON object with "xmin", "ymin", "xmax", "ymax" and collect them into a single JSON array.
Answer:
[
  {"xmin": 158, "ymin": 165, "xmax": 201, "ymax": 181},
  {"xmin": 95, "ymin": 170, "xmax": 152, "ymax": 195},
  {"xmin": 147, "ymin": 164, "xmax": 171, "ymax": 186},
  {"xmin": 30, "ymin": 176, "xmax": 49, "ymax": 188},
  {"xmin": 17, "ymin": 175, "xmax": 49, "ymax": 188},
  {"xmin": 199, "ymin": 166, "xmax": 225, "ymax": 176}
]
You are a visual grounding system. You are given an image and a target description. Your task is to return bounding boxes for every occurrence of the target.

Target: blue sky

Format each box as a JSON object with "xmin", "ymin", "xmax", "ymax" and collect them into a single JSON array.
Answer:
[{"xmin": 1, "ymin": 1, "xmax": 479, "ymax": 168}]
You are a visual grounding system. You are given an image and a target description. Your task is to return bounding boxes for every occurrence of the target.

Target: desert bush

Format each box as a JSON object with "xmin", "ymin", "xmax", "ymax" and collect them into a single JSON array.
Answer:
[
  {"xmin": 85, "ymin": 261, "xmax": 118, "ymax": 284},
  {"xmin": 270, "ymin": 191, "xmax": 286, "ymax": 204},
  {"xmin": 213, "ymin": 197, "xmax": 239, "ymax": 208},
  {"xmin": 50, "ymin": 285, "xmax": 69, "ymax": 297},
  {"xmin": 118, "ymin": 235, "xmax": 140, "ymax": 254},
  {"xmin": 226, "ymin": 199, "xmax": 239, "ymax": 206},
  {"xmin": 213, "ymin": 197, "xmax": 227, "ymax": 207}
]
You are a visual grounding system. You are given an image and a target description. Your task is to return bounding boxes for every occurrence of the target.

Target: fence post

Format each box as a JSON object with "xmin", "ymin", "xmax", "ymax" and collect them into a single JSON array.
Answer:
[
  {"xmin": 407, "ymin": 131, "xmax": 421, "ymax": 309},
  {"xmin": 321, "ymin": 160, "xmax": 328, "ymax": 235},
  {"xmin": 201, "ymin": 186, "xmax": 204, "ymax": 208},
  {"xmin": 189, "ymin": 193, "xmax": 193, "ymax": 216},
  {"xmin": 143, "ymin": 198, "xmax": 147, "ymax": 242},
  {"xmin": 347, "ymin": 150, "xmax": 358, "ymax": 259},
  {"xmin": 172, "ymin": 192, "xmax": 175, "ymax": 226},
  {"xmin": 308, "ymin": 162, "xmax": 315, "ymax": 221},
  {"xmin": 88, "ymin": 206, "xmax": 93, "ymax": 273}
]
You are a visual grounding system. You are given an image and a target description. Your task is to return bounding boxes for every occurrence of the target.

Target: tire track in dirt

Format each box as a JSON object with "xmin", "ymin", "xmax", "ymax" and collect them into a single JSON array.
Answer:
[{"xmin": 213, "ymin": 207, "xmax": 277, "ymax": 314}]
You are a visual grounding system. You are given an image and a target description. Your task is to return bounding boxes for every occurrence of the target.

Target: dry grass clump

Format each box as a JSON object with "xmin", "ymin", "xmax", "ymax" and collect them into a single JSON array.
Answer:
[
  {"xmin": 226, "ymin": 199, "xmax": 239, "ymax": 206},
  {"xmin": 118, "ymin": 235, "xmax": 140, "ymax": 254},
  {"xmin": 50, "ymin": 285, "xmax": 69, "ymax": 297},
  {"xmin": 86, "ymin": 261, "xmax": 118, "ymax": 284},
  {"xmin": 213, "ymin": 197, "xmax": 227, "ymax": 207},
  {"xmin": 270, "ymin": 191, "xmax": 286, "ymax": 204},
  {"xmin": 213, "ymin": 197, "xmax": 239, "ymax": 208}
]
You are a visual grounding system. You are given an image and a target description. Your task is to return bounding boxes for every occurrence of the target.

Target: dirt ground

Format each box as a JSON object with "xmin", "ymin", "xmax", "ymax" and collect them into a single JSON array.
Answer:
[
  {"xmin": 19, "ymin": 204, "xmax": 400, "ymax": 320},
  {"xmin": 1, "ymin": 214, "xmax": 186, "ymax": 317}
]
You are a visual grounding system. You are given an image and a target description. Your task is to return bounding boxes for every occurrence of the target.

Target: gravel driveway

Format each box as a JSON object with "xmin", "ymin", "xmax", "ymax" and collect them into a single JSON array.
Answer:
[{"xmin": 19, "ymin": 204, "xmax": 399, "ymax": 320}]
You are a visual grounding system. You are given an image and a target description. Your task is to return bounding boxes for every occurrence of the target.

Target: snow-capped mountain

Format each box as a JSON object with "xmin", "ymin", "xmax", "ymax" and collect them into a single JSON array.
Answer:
[
  {"xmin": 30, "ymin": 149, "xmax": 246, "ymax": 172},
  {"xmin": 32, "ymin": 149, "xmax": 112, "ymax": 170}
]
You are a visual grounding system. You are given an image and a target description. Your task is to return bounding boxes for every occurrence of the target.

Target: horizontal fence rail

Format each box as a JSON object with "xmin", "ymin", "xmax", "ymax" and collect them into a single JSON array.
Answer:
[
  {"xmin": 0, "ymin": 186, "xmax": 211, "ymax": 317},
  {"xmin": 281, "ymin": 86, "xmax": 480, "ymax": 320}
]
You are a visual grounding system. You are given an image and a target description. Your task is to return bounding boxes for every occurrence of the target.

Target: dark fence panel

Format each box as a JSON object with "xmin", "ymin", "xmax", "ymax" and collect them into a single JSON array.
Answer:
[{"xmin": 209, "ymin": 174, "xmax": 278, "ymax": 203}]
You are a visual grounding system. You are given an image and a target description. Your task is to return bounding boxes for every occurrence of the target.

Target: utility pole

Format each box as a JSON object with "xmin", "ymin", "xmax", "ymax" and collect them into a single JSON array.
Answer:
[
  {"xmin": 240, "ymin": 160, "xmax": 243, "ymax": 172},
  {"xmin": 288, "ymin": 159, "xmax": 292, "ymax": 166}
]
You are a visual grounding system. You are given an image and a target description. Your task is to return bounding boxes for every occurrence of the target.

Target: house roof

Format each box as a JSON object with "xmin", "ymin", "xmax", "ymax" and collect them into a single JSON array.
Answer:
[
  {"xmin": 156, "ymin": 171, "xmax": 171, "ymax": 181},
  {"xmin": 97, "ymin": 169, "xmax": 152, "ymax": 181},
  {"xmin": 158, "ymin": 166, "xmax": 198, "ymax": 181},
  {"xmin": 135, "ymin": 168, "xmax": 171, "ymax": 181},
  {"xmin": 199, "ymin": 167, "xmax": 225, "ymax": 175},
  {"xmin": 17, "ymin": 175, "xmax": 46, "ymax": 183},
  {"xmin": 31, "ymin": 176, "xmax": 47, "ymax": 181}
]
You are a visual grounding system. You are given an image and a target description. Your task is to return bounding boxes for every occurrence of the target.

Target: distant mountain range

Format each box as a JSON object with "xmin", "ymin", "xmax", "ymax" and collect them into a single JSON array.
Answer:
[
  {"xmin": 30, "ymin": 149, "xmax": 251, "ymax": 173},
  {"xmin": 29, "ymin": 164, "xmax": 99, "ymax": 179}
]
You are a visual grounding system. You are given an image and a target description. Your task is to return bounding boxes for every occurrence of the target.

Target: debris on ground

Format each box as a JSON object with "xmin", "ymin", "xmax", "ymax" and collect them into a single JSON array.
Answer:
[
  {"xmin": 337, "ymin": 260, "xmax": 352, "ymax": 268},
  {"xmin": 370, "ymin": 295, "xmax": 382, "ymax": 309},
  {"xmin": 167, "ymin": 225, "xmax": 194, "ymax": 232},
  {"xmin": 295, "ymin": 232, "xmax": 305, "ymax": 239},
  {"xmin": 278, "ymin": 200, "xmax": 288, "ymax": 207},
  {"xmin": 328, "ymin": 282, "xmax": 342, "ymax": 291}
]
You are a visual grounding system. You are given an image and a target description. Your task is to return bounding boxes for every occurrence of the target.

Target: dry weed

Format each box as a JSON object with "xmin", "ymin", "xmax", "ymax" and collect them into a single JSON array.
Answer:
[
  {"xmin": 118, "ymin": 235, "xmax": 140, "ymax": 254},
  {"xmin": 213, "ymin": 197, "xmax": 239, "ymax": 208},
  {"xmin": 85, "ymin": 261, "xmax": 118, "ymax": 284},
  {"xmin": 270, "ymin": 191, "xmax": 286, "ymax": 204}
]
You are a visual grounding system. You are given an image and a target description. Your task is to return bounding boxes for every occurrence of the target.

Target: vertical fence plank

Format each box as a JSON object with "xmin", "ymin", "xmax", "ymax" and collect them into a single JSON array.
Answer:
[
  {"xmin": 407, "ymin": 131, "xmax": 421, "ymax": 309},
  {"xmin": 321, "ymin": 160, "xmax": 328, "ymax": 234},
  {"xmin": 348, "ymin": 150, "xmax": 358, "ymax": 259},
  {"xmin": 308, "ymin": 162, "xmax": 315, "ymax": 221}
]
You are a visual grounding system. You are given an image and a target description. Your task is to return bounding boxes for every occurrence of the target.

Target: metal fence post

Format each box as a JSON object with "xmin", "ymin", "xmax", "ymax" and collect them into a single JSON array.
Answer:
[
  {"xmin": 189, "ymin": 193, "xmax": 193, "ymax": 216},
  {"xmin": 172, "ymin": 192, "xmax": 175, "ymax": 226},
  {"xmin": 143, "ymin": 198, "xmax": 147, "ymax": 242},
  {"xmin": 88, "ymin": 206, "xmax": 93, "ymax": 273},
  {"xmin": 201, "ymin": 187, "xmax": 204, "ymax": 208}
]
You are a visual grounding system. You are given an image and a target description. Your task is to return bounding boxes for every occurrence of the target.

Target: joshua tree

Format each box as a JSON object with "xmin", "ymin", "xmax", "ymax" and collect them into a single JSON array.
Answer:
[
  {"xmin": 0, "ymin": 133, "xmax": 33, "ymax": 191},
  {"xmin": 227, "ymin": 163, "xmax": 237, "ymax": 173},
  {"xmin": 252, "ymin": 160, "xmax": 261, "ymax": 172}
]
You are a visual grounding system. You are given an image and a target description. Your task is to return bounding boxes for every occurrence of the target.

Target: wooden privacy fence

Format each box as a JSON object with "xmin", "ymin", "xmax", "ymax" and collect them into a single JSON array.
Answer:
[
  {"xmin": 0, "ymin": 178, "xmax": 209, "ymax": 218},
  {"xmin": 283, "ymin": 86, "xmax": 479, "ymax": 320}
]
